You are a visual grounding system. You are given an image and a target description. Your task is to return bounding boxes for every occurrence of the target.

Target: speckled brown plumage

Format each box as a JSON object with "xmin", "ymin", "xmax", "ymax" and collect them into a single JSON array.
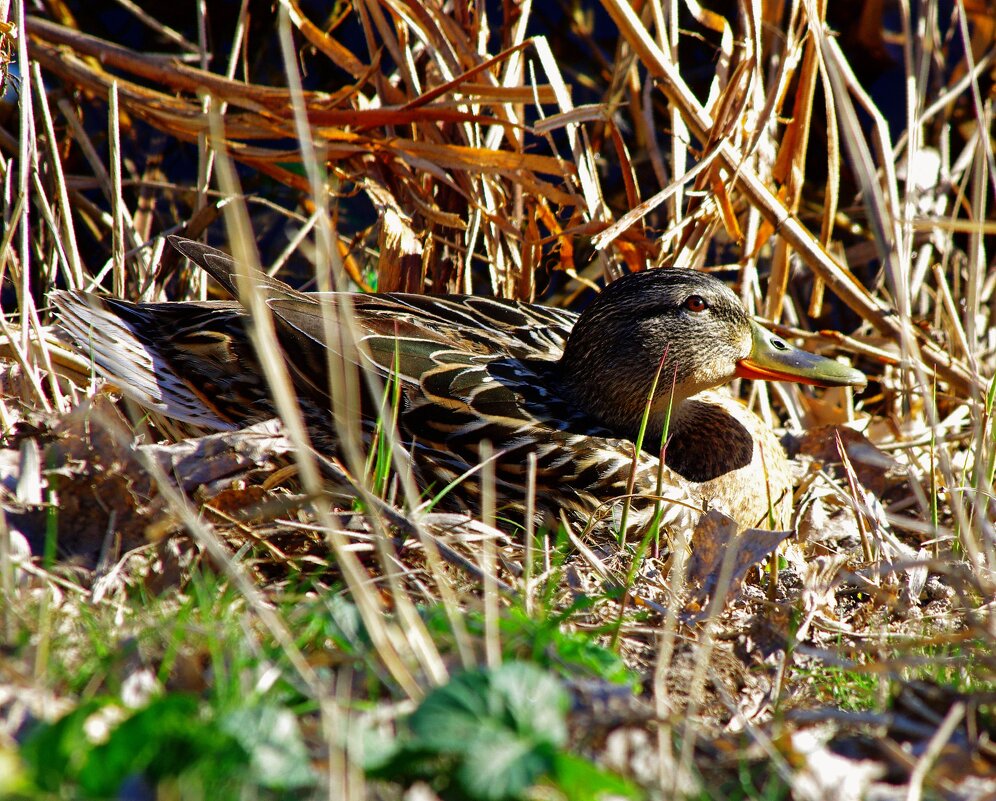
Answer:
[{"xmin": 51, "ymin": 236, "xmax": 864, "ymax": 532}]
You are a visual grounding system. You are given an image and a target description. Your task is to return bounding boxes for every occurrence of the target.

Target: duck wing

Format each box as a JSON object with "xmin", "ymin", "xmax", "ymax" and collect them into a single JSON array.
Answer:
[
  {"xmin": 170, "ymin": 235, "xmax": 576, "ymax": 358},
  {"xmin": 398, "ymin": 353, "xmax": 694, "ymax": 525},
  {"xmin": 168, "ymin": 235, "xmax": 578, "ymax": 400},
  {"xmin": 51, "ymin": 291, "xmax": 263, "ymax": 428}
]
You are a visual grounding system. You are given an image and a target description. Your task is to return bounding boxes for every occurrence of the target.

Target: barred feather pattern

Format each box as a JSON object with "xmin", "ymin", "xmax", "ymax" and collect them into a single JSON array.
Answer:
[{"xmin": 51, "ymin": 237, "xmax": 802, "ymax": 532}]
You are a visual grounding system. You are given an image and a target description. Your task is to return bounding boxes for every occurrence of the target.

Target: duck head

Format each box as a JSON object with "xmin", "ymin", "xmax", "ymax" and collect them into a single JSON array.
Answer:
[{"xmin": 558, "ymin": 268, "xmax": 866, "ymax": 441}]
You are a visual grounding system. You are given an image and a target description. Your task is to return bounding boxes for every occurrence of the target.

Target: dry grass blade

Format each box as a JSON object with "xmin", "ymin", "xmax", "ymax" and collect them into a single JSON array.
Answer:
[{"xmin": 26, "ymin": 12, "xmax": 591, "ymax": 296}]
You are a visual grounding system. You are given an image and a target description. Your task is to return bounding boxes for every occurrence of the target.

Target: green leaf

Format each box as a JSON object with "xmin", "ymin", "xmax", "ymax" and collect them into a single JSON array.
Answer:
[
  {"xmin": 0, "ymin": 746, "xmax": 29, "ymax": 796},
  {"xmin": 222, "ymin": 705, "xmax": 316, "ymax": 789},
  {"xmin": 398, "ymin": 662, "xmax": 572, "ymax": 800},
  {"xmin": 408, "ymin": 669, "xmax": 492, "ymax": 754},
  {"xmin": 489, "ymin": 661, "xmax": 569, "ymax": 748},
  {"xmin": 550, "ymin": 635, "xmax": 637, "ymax": 689},
  {"xmin": 409, "ymin": 662, "xmax": 568, "ymax": 756},
  {"xmin": 550, "ymin": 752, "xmax": 643, "ymax": 800},
  {"xmin": 20, "ymin": 700, "xmax": 108, "ymax": 792},
  {"xmin": 457, "ymin": 729, "xmax": 556, "ymax": 801},
  {"xmin": 21, "ymin": 694, "xmax": 250, "ymax": 797},
  {"xmin": 353, "ymin": 718, "xmax": 408, "ymax": 773},
  {"xmin": 78, "ymin": 694, "xmax": 245, "ymax": 795}
]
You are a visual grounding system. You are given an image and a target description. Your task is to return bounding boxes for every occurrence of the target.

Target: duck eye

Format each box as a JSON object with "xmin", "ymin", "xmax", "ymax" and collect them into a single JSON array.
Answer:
[{"xmin": 684, "ymin": 295, "xmax": 708, "ymax": 312}]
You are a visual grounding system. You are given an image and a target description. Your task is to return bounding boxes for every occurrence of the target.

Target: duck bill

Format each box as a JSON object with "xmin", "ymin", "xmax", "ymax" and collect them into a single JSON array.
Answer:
[{"xmin": 736, "ymin": 321, "xmax": 867, "ymax": 388}]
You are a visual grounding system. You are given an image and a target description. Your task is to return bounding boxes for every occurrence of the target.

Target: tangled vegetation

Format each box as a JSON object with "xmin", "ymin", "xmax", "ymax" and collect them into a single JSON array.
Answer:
[{"xmin": 0, "ymin": 0, "xmax": 994, "ymax": 798}]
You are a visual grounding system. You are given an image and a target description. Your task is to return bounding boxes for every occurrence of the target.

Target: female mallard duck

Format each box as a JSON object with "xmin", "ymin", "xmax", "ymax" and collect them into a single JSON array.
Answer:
[{"xmin": 52, "ymin": 236, "xmax": 865, "ymax": 531}]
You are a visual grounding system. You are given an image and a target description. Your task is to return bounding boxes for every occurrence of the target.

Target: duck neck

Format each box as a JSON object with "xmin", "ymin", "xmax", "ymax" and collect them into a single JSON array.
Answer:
[
  {"xmin": 556, "ymin": 310, "xmax": 701, "ymax": 443},
  {"xmin": 556, "ymin": 355, "xmax": 691, "ymax": 445}
]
